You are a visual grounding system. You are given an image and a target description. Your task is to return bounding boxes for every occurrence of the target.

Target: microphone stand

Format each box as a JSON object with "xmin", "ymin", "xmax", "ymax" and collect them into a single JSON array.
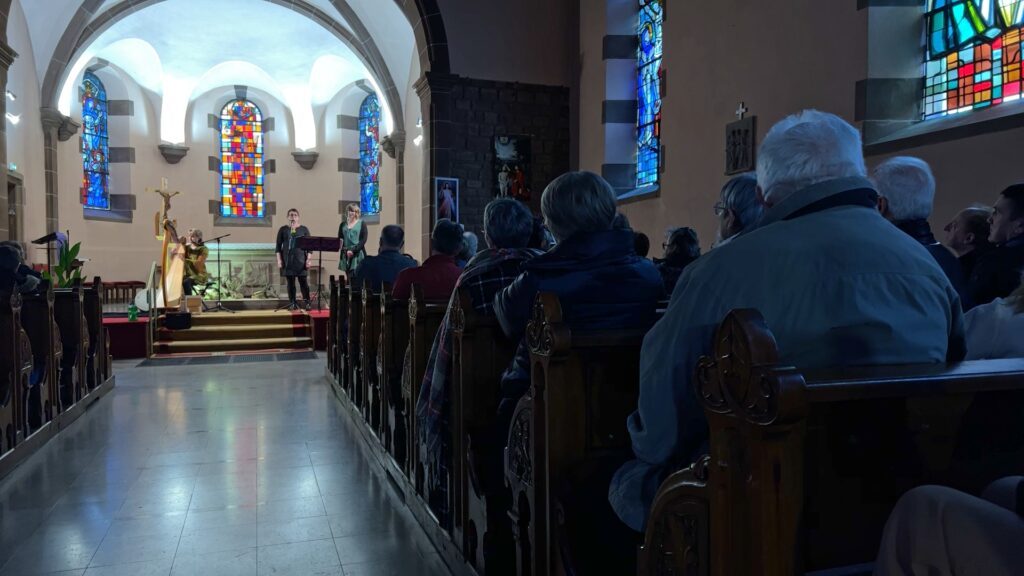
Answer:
[{"xmin": 203, "ymin": 234, "xmax": 234, "ymax": 313}]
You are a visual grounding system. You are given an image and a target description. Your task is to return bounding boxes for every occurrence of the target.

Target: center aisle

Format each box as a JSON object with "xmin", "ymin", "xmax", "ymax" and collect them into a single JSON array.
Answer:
[{"xmin": 0, "ymin": 355, "xmax": 449, "ymax": 576}]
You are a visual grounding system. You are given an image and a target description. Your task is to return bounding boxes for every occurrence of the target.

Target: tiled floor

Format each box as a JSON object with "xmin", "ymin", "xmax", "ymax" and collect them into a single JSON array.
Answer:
[{"xmin": 0, "ymin": 356, "xmax": 450, "ymax": 576}]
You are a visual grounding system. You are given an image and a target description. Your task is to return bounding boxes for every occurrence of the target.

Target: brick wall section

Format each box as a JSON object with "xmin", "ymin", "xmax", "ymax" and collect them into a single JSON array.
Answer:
[{"xmin": 445, "ymin": 78, "xmax": 571, "ymax": 237}]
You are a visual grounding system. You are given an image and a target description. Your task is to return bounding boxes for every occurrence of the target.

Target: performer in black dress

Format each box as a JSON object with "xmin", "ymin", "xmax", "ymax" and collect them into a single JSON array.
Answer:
[{"xmin": 275, "ymin": 208, "xmax": 312, "ymax": 309}]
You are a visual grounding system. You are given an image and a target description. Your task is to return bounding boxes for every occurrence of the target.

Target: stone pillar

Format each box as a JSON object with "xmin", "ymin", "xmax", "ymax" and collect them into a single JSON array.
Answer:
[
  {"xmin": 40, "ymin": 107, "xmax": 80, "ymax": 235},
  {"xmin": 0, "ymin": 41, "xmax": 16, "ymax": 241},
  {"xmin": 414, "ymin": 72, "xmax": 457, "ymax": 257}
]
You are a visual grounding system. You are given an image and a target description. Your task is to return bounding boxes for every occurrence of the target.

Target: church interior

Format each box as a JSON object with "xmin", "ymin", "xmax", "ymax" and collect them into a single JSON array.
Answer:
[{"xmin": 1, "ymin": 0, "xmax": 1024, "ymax": 574}]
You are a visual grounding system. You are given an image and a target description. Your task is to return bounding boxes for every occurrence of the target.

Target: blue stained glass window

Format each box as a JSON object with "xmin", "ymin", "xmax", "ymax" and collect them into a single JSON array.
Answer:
[
  {"xmin": 219, "ymin": 100, "xmax": 264, "ymax": 218},
  {"xmin": 637, "ymin": 0, "xmax": 663, "ymax": 188},
  {"xmin": 81, "ymin": 71, "xmax": 109, "ymax": 209},
  {"xmin": 359, "ymin": 94, "xmax": 381, "ymax": 215}
]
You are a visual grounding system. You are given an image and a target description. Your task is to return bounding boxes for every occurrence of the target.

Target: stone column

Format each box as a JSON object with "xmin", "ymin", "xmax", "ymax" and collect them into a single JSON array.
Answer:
[
  {"xmin": 414, "ymin": 72, "xmax": 456, "ymax": 257},
  {"xmin": 40, "ymin": 107, "xmax": 79, "ymax": 235},
  {"xmin": 0, "ymin": 41, "xmax": 16, "ymax": 241}
]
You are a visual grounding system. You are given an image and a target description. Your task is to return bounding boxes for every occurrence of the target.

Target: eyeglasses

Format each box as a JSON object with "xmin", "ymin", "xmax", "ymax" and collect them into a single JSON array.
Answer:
[{"xmin": 713, "ymin": 202, "xmax": 728, "ymax": 217}]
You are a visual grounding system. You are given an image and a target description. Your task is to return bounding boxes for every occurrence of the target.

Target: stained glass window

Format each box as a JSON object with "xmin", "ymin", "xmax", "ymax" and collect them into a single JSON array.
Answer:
[
  {"xmin": 637, "ymin": 0, "xmax": 663, "ymax": 188},
  {"xmin": 359, "ymin": 94, "xmax": 381, "ymax": 215},
  {"xmin": 219, "ymin": 99, "xmax": 264, "ymax": 218},
  {"xmin": 81, "ymin": 71, "xmax": 109, "ymax": 209},
  {"xmin": 924, "ymin": 0, "xmax": 1024, "ymax": 118}
]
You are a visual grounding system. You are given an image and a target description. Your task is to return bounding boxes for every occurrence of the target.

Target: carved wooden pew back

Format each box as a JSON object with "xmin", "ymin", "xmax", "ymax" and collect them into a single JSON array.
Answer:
[
  {"xmin": 19, "ymin": 286, "xmax": 58, "ymax": 432},
  {"xmin": 345, "ymin": 284, "xmax": 364, "ymax": 403},
  {"xmin": 405, "ymin": 284, "xmax": 447, "ymax": 494},
  {"xmin": 506, "ymin": 293, "xmax": 649, "ymax": 576},
  {"xmin": 361, "ymin": 284, "xmax": 384, "ymax": 434},
  {"xmin": 640, "ymin": 309, "xmax": 1024, "ymax": 576},
  {"xmin": 83, "ymin": 277, "xmax": 109, "ymax": 390},
  {"xmin": 53, "ymin": 285, "xmax": 89, "ymax": 410},
  {"xmin": 378, "ymin": 286, "xmax": 408, "ymax": 460},
  {"xmin": 0, "ymin": 292, "xmax": 32, "ymax": 453},
  {"xmin": 327, "ymin": 275, "xmax": 339, "ymax": 377}
]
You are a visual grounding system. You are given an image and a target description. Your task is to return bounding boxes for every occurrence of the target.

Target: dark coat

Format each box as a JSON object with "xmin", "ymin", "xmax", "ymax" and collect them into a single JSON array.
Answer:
[
  {"xmin": 654, "ymin": 255, "xmax": 699, "ymax": 297},
  {"xmin": 969, "ymin": 234, "xmax": 1024, "ymax": 306},
  {"xmin": 275, "ymin": 225, "xmax": 310, "ymax": 277},
  {"xmin": 350, "ymin": 249, "xmax": 418, "ymax": 292},
  {"xmin": 895, "ymin": 219, "xmax": 971, "ymax": 308}
]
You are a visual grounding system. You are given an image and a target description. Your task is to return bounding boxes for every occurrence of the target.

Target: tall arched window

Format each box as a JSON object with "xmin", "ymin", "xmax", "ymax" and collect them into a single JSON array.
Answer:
[
  {"xmin": 637, "ymin": 0, "xmax": 663, "ymax": 188},
  {"xmin": 81, "ymin": 71, "xmax": 110, "ymax": 210},
  {"xmin": 924, "ymin": 0, "xmax": 1024, "ymax": 118},
  {"xmin": 220, "ymin": 99, "xmax": 264, "ymax": 218},
  {"xmin": 359, "ymin": 93, "xmax": 382, "ymax": 216}
]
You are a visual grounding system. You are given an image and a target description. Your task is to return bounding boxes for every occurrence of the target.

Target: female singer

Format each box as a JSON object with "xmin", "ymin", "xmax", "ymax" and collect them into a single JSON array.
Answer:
[
  {"xmin": 338, "ymin": 203, "xmax": 367, "ymax": 275},
  {"xmin": 180, "ymin": 228, "xmax": 209, "ymax": 296},
  {"xmin": 276, "ymin": 208, "xmax": 312, "ymax": 309}
]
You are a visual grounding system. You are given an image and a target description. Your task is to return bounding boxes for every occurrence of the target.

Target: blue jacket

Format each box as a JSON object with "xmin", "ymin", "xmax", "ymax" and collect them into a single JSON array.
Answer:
[
  {"xmin": 610, "ymin": 177, "xmax": 966, "ymax": 532},
  {"xmin": 894, "ymin": 219, "xmax": 971, "ymax": 309},
  {"xmin": 350, "ymin": 249, "xmax": 418, "ymax": 292},
  {"xmin": 494, "ymin": 228, "xmax": 664, "ymax": 400}
]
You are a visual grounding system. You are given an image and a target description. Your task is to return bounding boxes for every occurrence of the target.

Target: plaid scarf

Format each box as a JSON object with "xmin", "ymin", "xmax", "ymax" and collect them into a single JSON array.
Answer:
[{"xmin": 416, "ymin": 247, "xmax": 541, "ymax": 456}]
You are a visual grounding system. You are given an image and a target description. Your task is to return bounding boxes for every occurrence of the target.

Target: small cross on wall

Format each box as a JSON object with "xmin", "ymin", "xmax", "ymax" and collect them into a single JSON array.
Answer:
[{"xmin": 735, "ymin": 102, "xmax": 749, "ymax": 121}]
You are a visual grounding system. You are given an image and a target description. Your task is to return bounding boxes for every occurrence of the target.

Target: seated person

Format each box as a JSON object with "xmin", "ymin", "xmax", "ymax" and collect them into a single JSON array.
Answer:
[
  {"xmin": 456, "ymin": 231, "xmax": 479, "ymax": 268},
  {"xmin": 392, "ymin": 219, "xmax": 464, "ymax": 301},
  {"xmin": 874, "ymin": 156, "xmax": 970, "ymax": 307},
  {"xmin": 180, "ymin": 228, "xmax": 208, "ymax": 296},
  {"xmin": 610, "ymin": 110, "xmax": 965, "ymax": 534},
  {"xmin": 874, "ymin": 477, "xmax": 1024, "ymax": 576},
  {"xmin": 634, "ymin": 231, "xmax": 651, "ymax": 259},
  {"xmin": 713, "ymin": 172, "xmax": 762, "ymax": 247},
  {"xmin": 654, "ymin": 227, "xmax": 700, "ymax": 295},
  {"xmin": 944, "ymin": 205, "xmax": 994, "ymax": 281},
  {"xmin": 964, "ymin": 272, "xmax": 1024, "ymax": 359},
  {"xmin": 968, "ymin": 184, "xmax": 1024, "ymax": 306},
  {"xmin": 349, "ymin": 225, "xmax": 418, "ymax": 292},
  {"xmin": 0, "ymin": 243, "xmax": 41, "ymax": 295}
]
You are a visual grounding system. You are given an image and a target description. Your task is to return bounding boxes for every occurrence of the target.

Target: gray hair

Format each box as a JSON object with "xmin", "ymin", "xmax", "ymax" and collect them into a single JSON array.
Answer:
[
  {"xmin": 720, "ymin": 173, "xmax": 762, "ymax": 231},
  {"xmin": 873, "ymin": 156, "xmax": 935, "ymax": 221},
  {"xmin": 540, "ymin": 171, "xmax": 617, "ymax": 242},
  {"xmin": 483, "ymin": 198, "xmax": 533, "ymax": 249},
  {"xmin": 756, "ymin": 110, "xmax": 866, "ymax": 205},
  {"xmin": 460, "ymin": 231, "xmax": 479, "ymax": 260}
]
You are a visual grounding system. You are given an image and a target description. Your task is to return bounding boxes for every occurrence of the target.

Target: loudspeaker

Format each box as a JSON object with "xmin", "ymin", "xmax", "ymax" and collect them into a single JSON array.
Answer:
[{"xmin": 163, "ymin": 312, "xmax": 192, "ymax": 330}]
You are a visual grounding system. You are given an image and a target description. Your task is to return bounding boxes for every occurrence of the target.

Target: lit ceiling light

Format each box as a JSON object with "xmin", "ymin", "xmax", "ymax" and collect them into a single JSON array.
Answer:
[
  {"xmin": 413, "ymin": 134, "xmax": 423, "ymax": 146},
  {"xmin": 416, "ymin": 117, "xmax": 422, "ymax": 128},
  {"xmin": 5, "ymin": 90, "xmax": 15, "ymax": 101},
  {"xmin": 5, "ymin": 112, "xmax": 20, "ymax": 125}
]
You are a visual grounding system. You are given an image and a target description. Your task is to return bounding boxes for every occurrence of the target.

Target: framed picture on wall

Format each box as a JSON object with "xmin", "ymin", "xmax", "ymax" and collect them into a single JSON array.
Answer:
[
  {"xmin": 493, "ymin": 135, "xmax": 532, "ymax": 201},
  {"xmin": 434, "ymin": 177, "xmax": 460, "ymax": 224}
]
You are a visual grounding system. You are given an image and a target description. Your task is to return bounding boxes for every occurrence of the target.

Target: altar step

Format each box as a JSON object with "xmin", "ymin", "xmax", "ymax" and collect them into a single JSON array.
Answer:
[{"xmin": 154, "ymin": 310, "xmax": 312, "ymax": 355}]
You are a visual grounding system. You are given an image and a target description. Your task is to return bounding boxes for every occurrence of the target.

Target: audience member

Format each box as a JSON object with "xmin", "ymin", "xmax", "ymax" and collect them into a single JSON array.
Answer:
[
  {"xmin": 349, "ymin": 225, "xmax": 418, "ymax": 292},
  {"xmin": 417, "ymin": 199, "xmax": 542, "ymax": 514},
  {"xmin": 968, "ymin": 184, "xmax": 1024, "ymax": 306},
  {"xmin": 392, "ymin": 219, "xmax": 464, "ymax": 301},
  {"xmin": 874, "ymin": 156, "xmax": 970, "ymax": 306},
  {"xmin": 634, "ymin": 231, "xmax": 651, "ymax": 258},
  {"xmin": 0, "ymin": 243, "xmax": 40, "ymax": 295},
  {"xmin": 490, "ymin": 171, "xmax": 663, "ymax": 574},
  {"xmin": 944, "ymin": 206, "xmax": 994, "ymax": 281},
  {"xmin": 964, "ymin": 272, "xmax": 1024, "ymax": 360},
  {"xmin": 456, "ymin": 231, "xmax": 479, "ymax": 268},
  {"xmin": 611, "ymin": 110, "xmax": 966, "ymax": 534},
  {"xmin": 655, "ymin": 227, "xmax": 700, "ymax": 295},
  {"xmin": 874, "ymin": 477, "xmax": 1024, "ymax": 576},
  {"xmin": 713, "ymin": 172, "xmax": 762, "ymax": 246}
]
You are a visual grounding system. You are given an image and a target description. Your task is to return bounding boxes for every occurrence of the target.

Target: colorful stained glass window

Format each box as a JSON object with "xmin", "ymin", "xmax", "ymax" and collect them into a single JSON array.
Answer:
[
  {"xmin": 219, "ymin": 99, "xmax": 264, "ymax": 218},
  {"xmin": 924, "ymin": 0, "xmax": 1024, "ymax": 118},
  {"xmin": 359, "ymin": 94, "xmax": 381, "ymax": 216},
  {"xmin": 81, "ymin": 71, "xmax": 109, "ymax": 210},
  {"xmin": 637, "ymin": 0, "xmax": 663, "ymax": 188}
]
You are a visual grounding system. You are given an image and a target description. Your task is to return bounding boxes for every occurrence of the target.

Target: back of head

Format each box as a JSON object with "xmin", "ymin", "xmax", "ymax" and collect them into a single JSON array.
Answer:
[
  {"xmin": 380, "ymin": 225, "xmax": 405, "ymax": 250},
  {"xmin": 634, "ymin": 232, "xmax": 650, "ymax": 258},
  {"xmin": 1000, "ymin": 183, "xmax": 1024, "ymax": 220},
  {"xmin": 484, "ymin": 198, "xmax": 534, "ymax": 249},
  {"xmin": 0, "ymin": 245, "xmax": 20, "ymax": 272},
  {"xmin": 720, "ymin": 173, "xmax": 763, "ymax": 232},
  {"xmin": 460, "ymin": 231, "xmax": 479, "ymax": 260},
  {"xmin": 873, "ymin": 156, "xmax": 936, "ymax": 221},
  {"xmin": 431, "ymin": 219, "xmax": 464, "ymax": 256},
  {"xmin": 961, "ymin": 206, "xmax": 993, "ymax": 244},
  {"xmin": 540, "ymin": 171, "xmax": 618, "ymax": 242},
  {"xmin": 666, "ymin": 227, "xmax": 700, "ymax": 261},
  {"xmin": 0, "ymin": 240, "xmax": 25, "ymax": 262},
  {"xmin": 757, "ymin": 110, "xmax": 866, "ymax": 205}
]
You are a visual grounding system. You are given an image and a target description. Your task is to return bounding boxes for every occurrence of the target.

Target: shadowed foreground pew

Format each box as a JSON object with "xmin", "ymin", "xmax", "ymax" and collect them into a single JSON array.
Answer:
[
  {"xmin": 346, "ymin": 281, "xmax": 364, "ymax": 405},
  {"xmin": 405, "ymin": 284, "xmax": 447, "ymax": 494},
  {"xmin": 505, "ymin": 293, "xmax": 648, "ymax": 576},
  {"xmin": 639, "ymin": 309, "xmax": 1024, "ymax": 576},
  {"xmin": 378, "ymin": 285, "xmax": 408, "ymax": 459},
  {"xmin": 361, "ymin": 284, "xmax": 384, "ymax": 434},
  {"xmin": 20, "ymin": 288, "xmax": 58, "ymax": 432},
  {"xmin": 327, "ymin": 276, "xmax": 340, "ymax": 378}
]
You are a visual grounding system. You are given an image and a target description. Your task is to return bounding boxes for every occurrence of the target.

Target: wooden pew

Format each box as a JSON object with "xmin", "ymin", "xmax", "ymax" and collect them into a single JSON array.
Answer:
[
  {"xmin": 449, "ymin": 288, "xmax": 518, "ymax": 573},
  {"xmin": 0, "ymin": 291, "xmax": 31, "ymax": 455},
  {"xmin": 327, "ymin": 276, "xmax": 339, "ymax": 378},
  {"xmin": 53, "ymin": 284, "xmax": 89, "ymax": 410},
  {"xmin": 378, "ymin": 286, "xmax": 408, "ymax": 461},
  {"xmin": 639, "ymin": 309, "xmax": 1024, "ymax": 576},
  {"xmin": 505, "ymin": 293, "xmax": 648, "ymax": 576},
  {"xmin": 83, "ymin": 277, "xmax": 110, "ymax": 391},
  {"xmin": 405, "ymin": 284, "xmax": 447, "ymax": 493},
  {"xmin": 345, "ymin": 283, "xmax": 364, "ymax": 405},
  {"xmin": 19, "ymin": 286, "xmax": 58, "ymax": 433},
  {"xmin": 361, "ymin": 284, "xmax": 384, "ymax": 434}
]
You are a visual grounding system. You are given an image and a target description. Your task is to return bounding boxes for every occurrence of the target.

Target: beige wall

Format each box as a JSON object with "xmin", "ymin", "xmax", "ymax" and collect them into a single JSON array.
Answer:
[
  {"xmin": 6, "ymin": 0, "xmax": 44, "ymax": 249},
  {"xmin": 580, "ymin": 0, "xmax": 1024, "ymax": 250}
]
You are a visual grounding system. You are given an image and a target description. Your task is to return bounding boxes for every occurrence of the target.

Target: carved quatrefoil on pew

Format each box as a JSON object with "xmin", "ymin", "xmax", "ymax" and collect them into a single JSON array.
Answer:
[{"xmin": 507, "ymin": 406, "xmax": 532, "ymax": 485}]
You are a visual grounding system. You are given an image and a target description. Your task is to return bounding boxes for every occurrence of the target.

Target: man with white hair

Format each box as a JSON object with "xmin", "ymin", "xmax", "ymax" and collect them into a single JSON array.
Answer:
[
  {"xmin": 610, "ymin": 110, "xmax": 966, "ymax": 533},
  {"xmin": 874, "ymin": 156, "xmax": 969, "ymax": 307}
]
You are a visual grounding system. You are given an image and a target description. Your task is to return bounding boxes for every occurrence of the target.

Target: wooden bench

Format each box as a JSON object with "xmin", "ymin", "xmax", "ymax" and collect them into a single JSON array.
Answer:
[
  {"xmin": 639, "ymin": 309, "xmax": 1024, "ymax": 576},
  {"xmin": 0, "ymin": 291, "xmax": 32, "ymax": 455},
  {"xmin": 327, "ymin": 276, "xmax": 340, "ymax": 378},
  {"xmin": 19, "ymin": 285, "xmax": 58, "ymax": 433},
  {"xmin": 378, "ymin": 286, "xmax": 408, "ymax": 461},
  {"xmin": 361, "ymin": 284, "xmax": 384, "ymax": 434},
  {"xmin": 54, "ymin": 284, "xmax": 90, "ymax": 409},
  {"xmin": 345, "ymin": 283, "xmax": 364, "ymax": 405},
  {"xmin": 505, "ymin": 293, "xmax": 649, "ymax": 576},
  {"xmin": 405, "ymin": 284, "xmax": 447, "ymax": 494},
  {"xmin": 83, "ymin": 277, "xmax": 111, "ymax": 391},
  {"xmin": 449, "ymin": 288, "xmax": 518, "ymax": 574}
]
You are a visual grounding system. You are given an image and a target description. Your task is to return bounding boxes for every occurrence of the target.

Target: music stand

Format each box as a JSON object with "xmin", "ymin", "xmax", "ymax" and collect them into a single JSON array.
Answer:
[
  {"xmin": 202, "ymin": 234, "xmax": 234, "ymax": 314},
  {"xmin": 295, "ymin": 236, "xmax": 341, "ymax": 311}
]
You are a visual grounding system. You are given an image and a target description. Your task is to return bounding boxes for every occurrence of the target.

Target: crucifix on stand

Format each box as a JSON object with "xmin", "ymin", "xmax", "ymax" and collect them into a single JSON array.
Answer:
[
  {"xmin": 147, "ymin": 177, "xmax": 185, "ymax": 310},
  {"xmin": 725, "ymin": 101, "xmax": 756, "ymax": 175}
]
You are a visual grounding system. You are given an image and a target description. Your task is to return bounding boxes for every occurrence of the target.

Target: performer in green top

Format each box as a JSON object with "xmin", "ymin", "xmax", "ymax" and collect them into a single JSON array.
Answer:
[
  {"xmin": 338, "ymin": 203, "xmax": 367, "ymax": 275},
  {"xmin": 180, "ymin": 228, "xmax": 208, "ymax": 296}
]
